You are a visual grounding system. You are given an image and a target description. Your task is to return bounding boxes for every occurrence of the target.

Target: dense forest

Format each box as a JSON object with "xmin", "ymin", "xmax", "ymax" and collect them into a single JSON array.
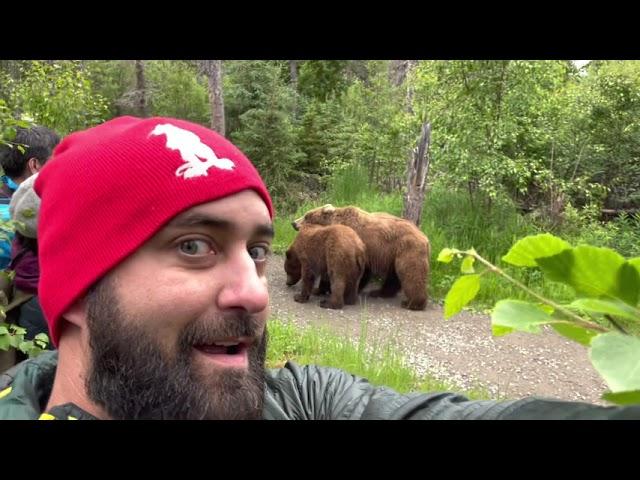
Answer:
[{"xmin": 1, "ymin": 60, "xmax": 639, "ymax": 278}]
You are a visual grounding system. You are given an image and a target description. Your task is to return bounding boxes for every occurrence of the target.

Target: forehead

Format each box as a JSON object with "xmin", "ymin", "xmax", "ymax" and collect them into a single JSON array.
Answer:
[{"xmin": 164, "ymin": 190, "xmax": 272, "ymax": 236}]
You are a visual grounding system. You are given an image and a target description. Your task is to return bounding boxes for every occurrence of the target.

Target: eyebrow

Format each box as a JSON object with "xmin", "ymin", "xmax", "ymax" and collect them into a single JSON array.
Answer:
[{"xmin": 167, "ymin": 213, "xmax": 274, "ymax": 238}]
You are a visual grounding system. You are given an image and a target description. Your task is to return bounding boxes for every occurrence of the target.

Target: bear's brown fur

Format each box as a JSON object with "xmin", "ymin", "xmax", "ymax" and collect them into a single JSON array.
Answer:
[
  {"xmin": 284, "ymin": 223, "xmax": 366, "ymax": 309},
  {"xmin": 293, "ymin": 205, "xmax": 430, "ymax": 310}
]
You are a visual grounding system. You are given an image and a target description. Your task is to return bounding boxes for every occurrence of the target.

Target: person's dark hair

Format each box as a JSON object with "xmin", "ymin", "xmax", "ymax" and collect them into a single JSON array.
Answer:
[{"xmin": 0, "ymin": 126, "xmax": 60, "ymax": 179}]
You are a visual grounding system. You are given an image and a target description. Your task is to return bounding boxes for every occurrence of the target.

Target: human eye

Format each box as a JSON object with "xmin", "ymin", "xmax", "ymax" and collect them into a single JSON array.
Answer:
[
  {"xmin": 178, "ymin": 238, "xmax": 215, "ymax": 257},
  {"xmin": 248, "ymin": 244, "xmax": 270, "ymax": 262}
]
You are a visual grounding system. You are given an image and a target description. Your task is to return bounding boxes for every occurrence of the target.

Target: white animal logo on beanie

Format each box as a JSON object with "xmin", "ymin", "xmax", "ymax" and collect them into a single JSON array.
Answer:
[{"xmin": 150, "ymin": 123, "xmax": 235, "ymax": 178}]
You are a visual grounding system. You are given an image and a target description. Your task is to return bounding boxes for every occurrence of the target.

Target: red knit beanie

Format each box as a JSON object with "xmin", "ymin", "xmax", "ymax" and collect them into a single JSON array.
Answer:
[{"xmin": 34, "ymin": 116, "xmax": 274, "ymax": 346}]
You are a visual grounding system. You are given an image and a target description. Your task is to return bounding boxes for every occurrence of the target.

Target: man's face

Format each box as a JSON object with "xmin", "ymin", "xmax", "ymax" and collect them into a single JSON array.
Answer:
[{"xmin": 83, "ymin": 190, "xmax": 273, "ymax": 419}]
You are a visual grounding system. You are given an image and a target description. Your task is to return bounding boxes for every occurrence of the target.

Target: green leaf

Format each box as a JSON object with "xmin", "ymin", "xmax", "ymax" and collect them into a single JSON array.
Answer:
[
  {"xmin": 590, "ymin": 332, "xmax": 640, "ymax": 392},
  {"xmin": 9, "ymin": 325, "xmax": 26, "ymax": 336},
  {"xmin": 491, "ymin": 300, "xmax": 553, "ymax": 334},
  {"xmin": 8, "ymin": 334, "xmax": 20, "ymax": 349},
  {"xmin": 0, "ymin": 325, "xmax": 8, "ymax": 335},
  {"xmin": 502, "ymin": 233, "xmax": 572, "ymax": 267},
  {"xmin": 437, "ymin": 248, "xmax": 456, "ymax": 264},
  {"xmin": 444, "ymin": 274, "xmax": 480, "ymax": 319},
  {"xmin": 18, "ymin": 341, "xmax": 32, "ymax": 353},
  {"xmin": 569, "ymin": 298, "xmax": 640, "ymax": 322},
  {"xmin": 538, "ymin": 304, "xmax": 555, "ymax": 315},
  {"xmin": 617, "ymin": 262, "xmax": 640, "ymax": 306},
  {"xmin": 461, "ymin": 255, "xmax": 475, "ymax": 274},
  {"xmin": 3, "ymin": 127, "xmax": 16, "ymax": 141},
  {"xmin": 551, "ymin": 322, "xmax": 599, "ymax": 346},
  {"xmin": 492, "ymin": 325, "xmax": 515, "ymax": 336},
  {"xmin": 601, "ymin": 390, "xmax": 640, "ymax": 405},
  {"xmin": 537, "ymin": 246, "xmax": 629, "ymax": 300},
  {"xmin": 34, "ymin": 333, "xmax": 49, "ymax": 343},
  {"xmin": 630, "ymin": 257, "xmax": 640, "ymax": 276},
  {"xmin": 0, "ymin": 335, "xmax": 9, "ymax": 350}
]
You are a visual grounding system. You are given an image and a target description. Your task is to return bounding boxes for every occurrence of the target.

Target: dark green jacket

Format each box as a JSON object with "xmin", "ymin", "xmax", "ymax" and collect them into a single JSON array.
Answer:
[{"xmin": 1, "ymin": 351, "xmax": 639, "ymax": 420}]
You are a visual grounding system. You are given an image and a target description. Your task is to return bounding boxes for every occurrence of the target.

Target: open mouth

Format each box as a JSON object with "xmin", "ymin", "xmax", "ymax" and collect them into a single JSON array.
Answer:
[{"xmin": 193, "ymin": 339, "xmax": 252, "ymax": 368}]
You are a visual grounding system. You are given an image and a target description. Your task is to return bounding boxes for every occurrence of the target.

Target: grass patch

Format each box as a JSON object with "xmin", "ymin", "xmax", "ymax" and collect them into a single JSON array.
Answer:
[{"xmin": 266, "ymin": 316, "xmax": 492, "ymax": 400}]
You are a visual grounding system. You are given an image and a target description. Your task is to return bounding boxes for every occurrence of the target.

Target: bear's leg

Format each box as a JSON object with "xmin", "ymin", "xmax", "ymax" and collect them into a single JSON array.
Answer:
[
  {"xmin": 345, "ymin": 268, "xmax": 363, "ymax": 305},
  {"xmin": 369, "ymin": 270, "xmax": 402, "ymax": 298},
  {"xmin": 320, "ymin": 275, "xmax": 345, "ymax": 309},
  {"xmin": 396, "ymin": 255, "xmax": 428, "ymax": 310},
  {"xmin": 294, "ymin": 263, "xmax": 315, "ymax": 304}
]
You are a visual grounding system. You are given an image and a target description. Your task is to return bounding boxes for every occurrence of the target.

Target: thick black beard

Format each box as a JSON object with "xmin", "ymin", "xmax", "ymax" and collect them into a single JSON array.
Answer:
[{"xmin": 84, "ymin": 277, "xmax": 267, "ymax": 420}]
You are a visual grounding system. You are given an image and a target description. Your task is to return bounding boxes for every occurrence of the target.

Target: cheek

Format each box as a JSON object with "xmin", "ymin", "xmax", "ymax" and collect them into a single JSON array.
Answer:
[{"xmin": 117, "ymin": 271, "xmax": 217, "ymax": 333}]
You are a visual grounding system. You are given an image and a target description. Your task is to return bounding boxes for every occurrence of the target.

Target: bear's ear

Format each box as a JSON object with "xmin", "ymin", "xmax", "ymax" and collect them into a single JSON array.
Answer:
[{"xmin": 321, "ymin": 204, "xmax": 335, "ymax": 212}]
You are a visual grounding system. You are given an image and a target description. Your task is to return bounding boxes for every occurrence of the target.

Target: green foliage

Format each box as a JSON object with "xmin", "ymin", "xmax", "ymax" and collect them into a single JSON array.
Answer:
[
  {"xmin": 145, "ymin": 61, "xmax": 210, "ymax": 125},
  {"xmin": 577, "ymin": 61, "xmax": 640, "ymax": 210},
  {"xmin": 298, "ymin": 61, "xmax": 348, "ymax": 101},
  {"xmin": 444, "ymin": 274, "xmax": 480, "ymax": 318},
  {"xmin": 409, "ymin": 60, "xmax": 632, "ymax": 219},
  {"xmin": 226, "ymin": 61, "xmax": 305, "ymax": 203},
  {"xmin": 491, "ymin": 300, "xmax": 553, "ymax": 334},
  {"xmin": 566, "ymin": 211, "xmax": 640, "ymax": 258},
  {"xmin": 590, "ymin": 333, "xmax": 640, "ymax": 392},
  {"xmin": 502, "ymin": 233, "xmax": 572, "ymax": 267},
  {"xmin": 87, "ymin": 61, "xmax": 210, "ymax": 125},
  {"xmin": 86, "ymin": 60, "xmax": 136, "ymax": 117},
  {"xmin": 551, "ymin": 322, "xmax": 598, "ymax": 346},
  {"xmin": 438, "ymin": 233, "xmax": 640, "ymax": 404},
  {"xmin": 323, "ymin": 62, "xmax": 418, "ymax": 192},
  {"xmin": 535, "ymin": 246, "xmax": 636, "ymax": 302},
  {"xmin": 6, "ymin": 61, "xmax": 108, "ymax": 135},
  {"xmin": 0, "ymin": 99, "xmax": 32, "ymax": 149},
  {"xmin": 296, "ymin": 97, "xmax": 342, "ymax": 175},
  {"xmin": 0, "ymin": 323, "xmax": 49, "ymax": 358}
]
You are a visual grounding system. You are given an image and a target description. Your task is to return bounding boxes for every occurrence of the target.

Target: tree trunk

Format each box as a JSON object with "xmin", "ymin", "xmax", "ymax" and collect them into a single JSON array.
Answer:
[
  {"xmin": 389, "ymin": 60, "xmax": 416, "ymax": 87},
  {"xmin": 135, "ymin": 60, "xmax": 147, "ymax": 117},
  {"xmin": 346, "ymin": 60, "xmax": 371, "ymax": 85},
  {"xmin": 199, "ymin": 60, "xmax": 225, "ymax": 136},
  {"xmin": 289, "ymin": 60, "xmax": 300, "ymax": 118},
  {"xmin": 289, "ymin": 60, "xmax": 298, "ymax": 89},
  {"xmin": 403, "ymin": 121, "xmax": 432, "ymax": 226}
]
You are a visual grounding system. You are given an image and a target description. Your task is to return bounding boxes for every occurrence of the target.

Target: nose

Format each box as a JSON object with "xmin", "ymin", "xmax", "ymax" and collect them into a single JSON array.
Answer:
[
  {"xmin": 217, "ymin": 251, "xmax": 269, "ymax": 314},
  {"xmin": 291, "ymin": 221, "xmax": 299, "ymax": 231}
]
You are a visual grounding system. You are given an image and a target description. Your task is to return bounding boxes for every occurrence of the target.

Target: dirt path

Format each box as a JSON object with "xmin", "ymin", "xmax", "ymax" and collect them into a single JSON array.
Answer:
[{"xmin": 267, "ymin": 254, "xmax": 608, "ymax": 404}]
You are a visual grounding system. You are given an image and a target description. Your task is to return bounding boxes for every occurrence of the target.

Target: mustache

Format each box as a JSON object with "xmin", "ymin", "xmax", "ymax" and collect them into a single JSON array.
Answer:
[{"xmin": 179, "ymin": 310, "xmax": 264, "ymax": 347}]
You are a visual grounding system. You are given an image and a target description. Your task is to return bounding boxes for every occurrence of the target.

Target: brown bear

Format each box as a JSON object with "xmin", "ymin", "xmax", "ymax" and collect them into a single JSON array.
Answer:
[
  {"xmin": 284, "ymin": 223, "xmax": 366, "ymax": 309},
  {"xmin": 292, "ymin": 204, "xmax": 430, "ymax": 310}
]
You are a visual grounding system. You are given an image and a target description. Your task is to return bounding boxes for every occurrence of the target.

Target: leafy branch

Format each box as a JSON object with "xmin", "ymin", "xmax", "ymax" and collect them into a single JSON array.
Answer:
[{"xmin": 438, "ymin": 233, "xmax": 640, "ymax": 405}]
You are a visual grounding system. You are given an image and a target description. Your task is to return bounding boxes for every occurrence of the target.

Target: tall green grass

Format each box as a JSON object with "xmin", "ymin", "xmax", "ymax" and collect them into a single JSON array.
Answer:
[
  {"xmin": 272, "ymin": 165, "xmax": 402, "ymax": 254},
  {"xmin": 419, "ymin": 184, "xmax": 576, "ymax": 307}
]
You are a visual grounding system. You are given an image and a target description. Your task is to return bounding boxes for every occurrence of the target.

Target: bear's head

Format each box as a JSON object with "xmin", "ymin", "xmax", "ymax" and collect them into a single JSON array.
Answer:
[
  {"xmin": 292, "ymin": 204, "xmax": 336, "ymax": 231},
  {"xmin": 284, "ymin": 247, "xmax": 302, "ymax": 286}
]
